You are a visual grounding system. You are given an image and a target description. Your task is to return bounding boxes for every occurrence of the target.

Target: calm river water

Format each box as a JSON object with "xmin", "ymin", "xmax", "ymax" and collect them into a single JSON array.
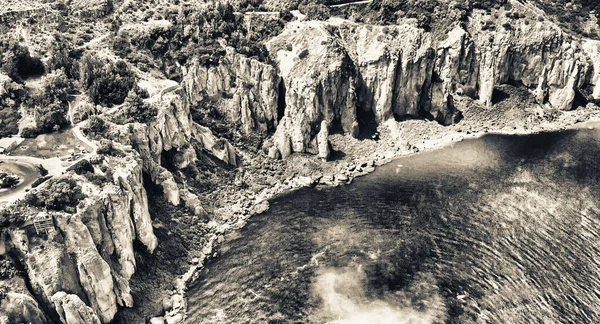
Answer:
[{"xmin": 186, "ymin": 126, "xmax": 600, "ymax": 324}]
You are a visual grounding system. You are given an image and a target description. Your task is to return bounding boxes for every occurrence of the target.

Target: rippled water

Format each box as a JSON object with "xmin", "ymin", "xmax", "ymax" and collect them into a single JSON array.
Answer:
[{"xmin": 186, "ymin": 126, "xmax": 600, "ymax": 324}]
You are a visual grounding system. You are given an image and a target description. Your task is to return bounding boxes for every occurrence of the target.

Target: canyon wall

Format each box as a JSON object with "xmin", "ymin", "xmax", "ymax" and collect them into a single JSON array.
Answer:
[
  {"xmin": 183, "ymin": 48, "xmax": 281, "ymax": 136},
  {"xmin": 180, "ymin": 8, "xmax": 600, "ymax": 160}
]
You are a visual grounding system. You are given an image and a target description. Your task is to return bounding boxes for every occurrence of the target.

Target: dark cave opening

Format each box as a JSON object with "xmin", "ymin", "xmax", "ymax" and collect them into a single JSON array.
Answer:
[
  {"xmin": 356, "ymin": 107, "xmax": 378, "ymax": 140},
  {"xmin": 277, "ymin": 80, "xmax": 286, "ymax": 122},
  {"xmin": 573, "ymin": 88, "xmax": 589, "ymax": 109},
  {"xmin": 491, "ymin": 88, "xmax": 510, "ymax": 104}
]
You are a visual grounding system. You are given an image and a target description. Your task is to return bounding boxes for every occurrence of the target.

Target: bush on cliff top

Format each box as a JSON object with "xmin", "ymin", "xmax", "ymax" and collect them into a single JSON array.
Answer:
[
  {"xmin": 111, "ymin": 85, "xmax": 157, "ymax": 124},
  {"xmin": 24, "ymin": 178, "xmax": 85, "ymax": 213},
  {"xmin": 112, "ymin": 2, "xmax": 285, "ymax": 75}
]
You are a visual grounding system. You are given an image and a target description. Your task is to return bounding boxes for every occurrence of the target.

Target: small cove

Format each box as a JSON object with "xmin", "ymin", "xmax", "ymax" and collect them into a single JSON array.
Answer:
[{"xmin": 186, "ymin": 125, "xmax": 600, "ymax": 323}]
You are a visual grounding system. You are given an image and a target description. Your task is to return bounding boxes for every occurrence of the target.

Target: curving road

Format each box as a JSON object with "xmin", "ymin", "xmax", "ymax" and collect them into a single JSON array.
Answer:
[
  {"xmin": 0, "ymin": 99, "xmax": 97, "ymax": 205},
  {"xmin": 0, "ymin": 81, "xmax": 182, "ymax": 206}
]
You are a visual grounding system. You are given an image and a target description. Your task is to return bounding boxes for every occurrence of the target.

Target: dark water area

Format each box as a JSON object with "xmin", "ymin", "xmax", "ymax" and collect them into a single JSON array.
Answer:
[{"xmin": 186, "ymin": 126, "xmax": 600, "ymax": 324}]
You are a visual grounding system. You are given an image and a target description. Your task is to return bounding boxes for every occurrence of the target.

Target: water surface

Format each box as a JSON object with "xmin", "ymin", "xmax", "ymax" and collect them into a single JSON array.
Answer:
[{"xmin": 187, "ymin": 126, "xmax": 600, "ymax": 324}]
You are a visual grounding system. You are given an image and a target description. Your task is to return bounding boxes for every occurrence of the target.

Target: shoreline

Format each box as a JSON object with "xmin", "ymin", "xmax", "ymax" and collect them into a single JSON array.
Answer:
[{"xmin": 155, "ymin": 111, "xmax": 600, "ymax": 323}]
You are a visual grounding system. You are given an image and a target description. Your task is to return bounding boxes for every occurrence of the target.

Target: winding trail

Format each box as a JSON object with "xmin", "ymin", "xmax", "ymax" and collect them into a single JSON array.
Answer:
[{"xmin": 0, "ymin": 99, "xmax": 96, "ymax": 204}]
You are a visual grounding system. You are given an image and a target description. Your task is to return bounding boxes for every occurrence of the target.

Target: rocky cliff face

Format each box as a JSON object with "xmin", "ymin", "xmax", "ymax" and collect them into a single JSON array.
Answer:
[
  {"xmin": 104, "ymin": 89, "xmax": 236, "ymax": 215},
  {"xmin": 2, "ymin": 155, "xmax": 157, "ymax": 324},
  {"xmin": 0, "ymin": 276, "xmax": 48, "ymax": 324},
  {"xmin": 183, "ymin": 48, "xmax": 281, "ymax": 136},
  {"xmin": 177, "ymin": 5, "xmax": 600, "ymax": 160},
  {"xmin": 267, "ymin": 21, "xmax": 359, "ymax": 158}
]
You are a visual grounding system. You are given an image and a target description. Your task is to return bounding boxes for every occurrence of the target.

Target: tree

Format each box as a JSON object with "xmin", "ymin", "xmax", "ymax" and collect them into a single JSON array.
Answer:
[
  {"xmin": 0, "ymin": 38, "xmax": 45, "ymax": 82},
  {"xmin": 118, "ymin": 86, "xmax": 157, "ymax": 123},
  {"xmin": 47, "ymin": 33, "xmax": 73, "ymax": 74},
  {"xmin": 87, "ymin": 115, "xmax": 107, "ymax": 135},
  {"xmin": 300, "ymin": 3, "xmax": 331, "ymax": 20},
  {"xmin": 0, "ymin": 77, "xmax": 25, "ymax": 137},
  {"xmin": 79, "ymin": 53, "xmax": 136, "ymax": 106},
  {"xmin": 23, "ymin": 69, "xmax": 72, "ymax": 135}
]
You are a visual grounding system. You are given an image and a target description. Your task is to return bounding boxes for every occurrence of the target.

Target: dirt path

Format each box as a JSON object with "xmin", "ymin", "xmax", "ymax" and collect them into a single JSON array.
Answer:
[{"xmin": 329, "ymin": 0, "xmax": 372, "ymax": 8}]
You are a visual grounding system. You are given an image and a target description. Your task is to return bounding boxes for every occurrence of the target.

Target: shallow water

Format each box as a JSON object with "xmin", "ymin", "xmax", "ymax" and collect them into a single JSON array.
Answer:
[{"xmin": 186, "ymin": 126, "xmax": 600, "ymax": 324}]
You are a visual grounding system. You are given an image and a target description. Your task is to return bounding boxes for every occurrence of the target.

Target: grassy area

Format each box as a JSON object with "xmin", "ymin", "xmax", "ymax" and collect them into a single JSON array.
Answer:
[{"xmin": 7, "ymin": 128, "xmax": 92, "ymax": 159}]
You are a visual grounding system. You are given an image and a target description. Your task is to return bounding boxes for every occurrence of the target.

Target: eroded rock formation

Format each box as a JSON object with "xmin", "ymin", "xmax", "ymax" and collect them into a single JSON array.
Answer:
[
  {"xmin": 179, "ymin": 6, "xmax": 600, "ymax": 159},
  {"xmin": 2, "ymin": 156, "xmax": 157, "ymax": 324}
]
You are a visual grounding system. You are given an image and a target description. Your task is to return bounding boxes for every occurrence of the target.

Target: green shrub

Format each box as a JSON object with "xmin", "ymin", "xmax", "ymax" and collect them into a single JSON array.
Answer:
[
  {"xmin": 0, "ymin": 77, "xmax": 25, "ymax": 137},
  {"xmin": 0, "ymin": 172, "xmax": 19, "ymax": 188},
  {"xmin": 0, "ymin": 257, "xmax": 21, "ymax": 280},
  {"xmin": 298, "ymin": 49, "xmax": 309, "ymax": 59},
  {"xmin": 97, "ymin": 140, "xmax": 125, "ymax": 157},
  {"xmin": 113, "ymin": 85, "xmax": 158, "ymax": 124},
  {"xmin": 22, "ymin": 69, "xmax": 72, "ymax": 135},
  {"xmin": 84, "ymin": 173, "xmax": 108, "ymax": 187},
  {"xmin": 300, "ymin": 3, "xmax": 331, "ymax": 20},
  {"xmin": 20, "ymin": 127, "xmax": 39, "ymax": 138}
]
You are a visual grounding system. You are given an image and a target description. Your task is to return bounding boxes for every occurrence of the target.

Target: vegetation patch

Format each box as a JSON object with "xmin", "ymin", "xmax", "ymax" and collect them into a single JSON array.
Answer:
[
  {"xmin": 24, "ymin": 178, "xmax": 85, "ymax": 213},
  {"xmin": 110, "ymin": 85, "xmax": 157, "ymax": 124},
  {"xmin": 112, "ymin": 2, "xmax": 288, "ymax": 80},
  {"xmin": 79, "ymin": 53, "xmax": 136, "ymax": 107},
  {"xmin": 0, "ymin": 77, "xmax": 25, "ymax": 137},
  {"xmin": 21, "ymin": 69, "xmax": 72, "ymax": 138},
  {"xmin": 533, "ymin": 0, "xmax": 600, "ymax": 39},
  {"xmin": 0, "ymin": 38, "xmax": 45, "ymax": 82},
  {"xmin": 0, "ymin": 172, "xmax": 20, "ymax": 189}
]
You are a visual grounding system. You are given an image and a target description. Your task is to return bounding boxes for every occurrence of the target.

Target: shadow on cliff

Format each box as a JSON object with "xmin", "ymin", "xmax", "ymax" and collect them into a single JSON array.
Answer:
[{"xmin": 113, "ymin": 173, "xmax": 209, "ymax": 323}]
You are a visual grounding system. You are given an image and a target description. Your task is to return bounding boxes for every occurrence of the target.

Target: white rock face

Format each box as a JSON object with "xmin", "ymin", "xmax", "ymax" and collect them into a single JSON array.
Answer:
[
  {"xmin": 0, "ymin": 285, "xmax": 48, "ymax": 324},
  {"xmin": 582, "ymin": 40, "xmax": 600, "ymax": 100},
  {"xmin": 55, "ymin": 214, "xmax": 117, "ymax": 323},
  {"xmin": 52, "ymin": 292, "xmax": 101, "ymax": 324},
  {"xmin": 183, "ymin": 48, "xmax": 280, "ymax": 135},
  {"xmin": 317, "ymin": 120, "xmax": 330, "ymax": 160},
  {"xmin": 266, "ymin": 21, "xmax": 358, "ymax": 155},
  {"xmin": 105, "ymin": 90, "xmax": 235, "ymax": 211},
  {"xmin": 471, "ymin": 19, "xmax": 591, "ymax": 111},
  {"xmin": 182, "ymin": 17, "xmax": 600, "ymax": 160},
  {"xmin": 5, "ymin": 157, "xmax": 158, "ymax": 323}
]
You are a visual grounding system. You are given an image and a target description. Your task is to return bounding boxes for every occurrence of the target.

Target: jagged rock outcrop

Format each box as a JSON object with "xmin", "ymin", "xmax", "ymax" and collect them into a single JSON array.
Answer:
[
  {"xmin": 341, "ymin": 23, "xmax": 466, "ymax": 124},
  {"xmin": 266, "ymin": 21, "xmax": 359, "ymax": 157},
  {"xmin": 468, "ymin": 16, "xmax": 594, "ymax": 111},
  {"xmin": 317, "ymin": 120, "xmax": 330, "ymax": 160},
  {"xmin": 0, "ymin": 277, "xmax": 48, "ymax": 324},
  {"xmin": 183, "ymin": 48, "xmax": 280, "ymax": 135},
  {"xmin": 3, "ymin": 156, "xmax": 158, "ymax": 324},
  {"xmin": 52, "ymin": 292, "xmax": 101, "ymax": 324},
  {"xmin": 105, "ymin": 90, "xmax": 235, "ymax": 212}
]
